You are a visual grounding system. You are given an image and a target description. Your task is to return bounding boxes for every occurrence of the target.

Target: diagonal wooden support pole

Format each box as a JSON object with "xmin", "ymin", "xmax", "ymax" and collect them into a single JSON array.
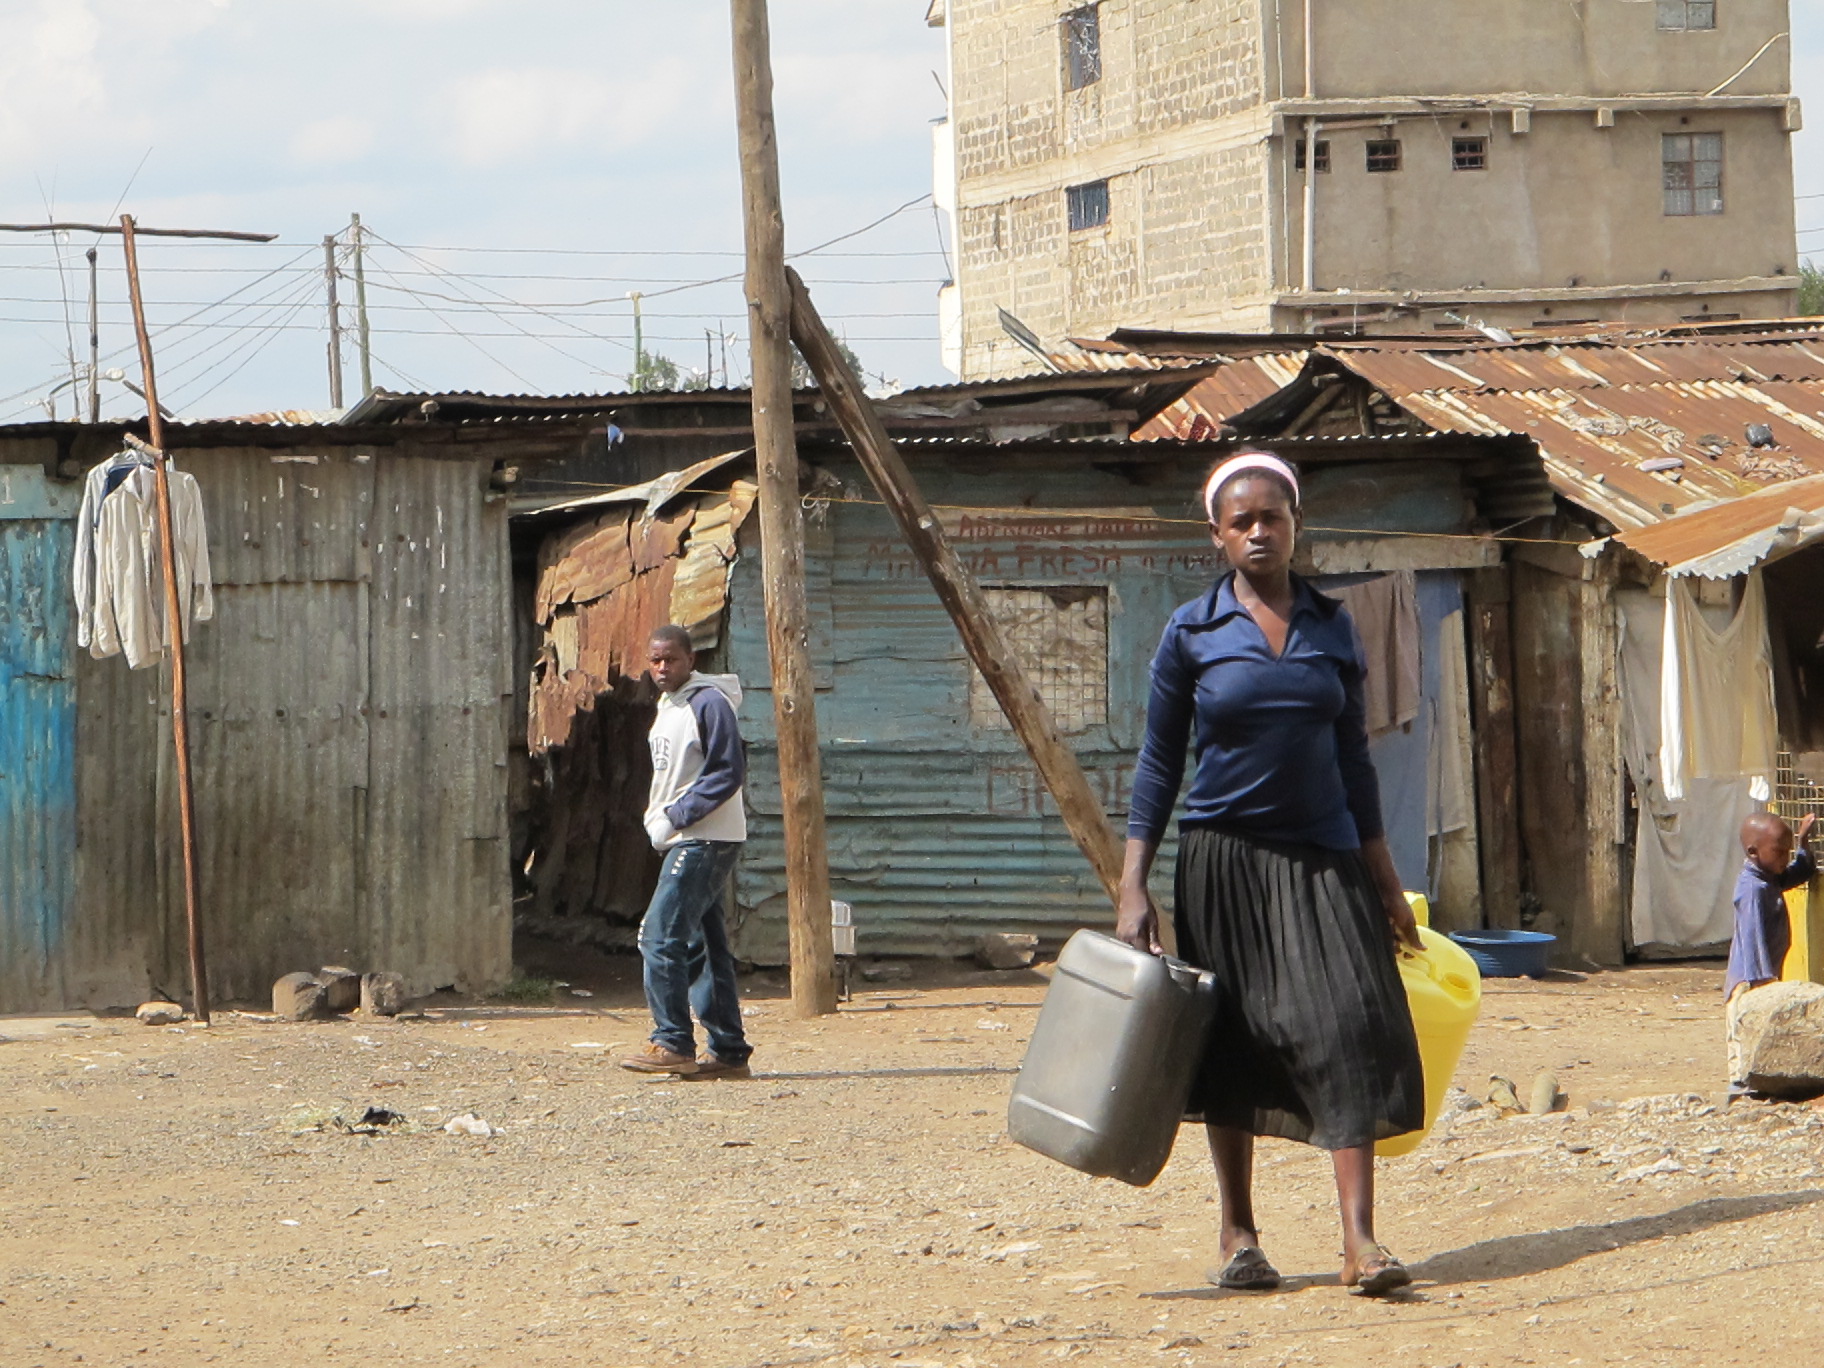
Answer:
[
  {"xmin": 786, "ymin": 268, "xmax": 1125, "ymax": 907},
  {"xmin": 120, "ymin": 218, "xmax": 211, "ymax": 1025}
]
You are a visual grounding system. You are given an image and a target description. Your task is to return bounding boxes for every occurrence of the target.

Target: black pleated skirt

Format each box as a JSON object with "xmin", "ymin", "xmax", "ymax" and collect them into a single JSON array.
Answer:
[{"xmin": 1174, "ymin": 826, "xmax": 1424, "ymax": 1151}]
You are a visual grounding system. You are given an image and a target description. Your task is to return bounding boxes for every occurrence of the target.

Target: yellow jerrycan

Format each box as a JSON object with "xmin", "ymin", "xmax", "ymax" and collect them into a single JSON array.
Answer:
[{"xmin": 1375, "ymin": 915, "xmax": 1481, "ymax": 1158}]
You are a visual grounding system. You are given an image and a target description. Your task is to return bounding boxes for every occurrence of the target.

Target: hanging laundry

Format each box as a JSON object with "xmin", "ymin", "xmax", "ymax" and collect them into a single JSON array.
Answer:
[
  {"xmin": 1659, "ymin": 572, "xmax": 1778, "ymax": 803},
  {"xmin": 87, "ymin": 464, "xmax": 214, "ymax": 670},
  {"xmin": 1616, "ymin": 587, "xmax": 1758, "ymax": 949},
  {"xmin": 72, "ymin": 450, "xmax": 149, "ymax": 649},
  {"xmin": 1329, "ymin": 569, "xmax": 1421, "ymax": 737}
]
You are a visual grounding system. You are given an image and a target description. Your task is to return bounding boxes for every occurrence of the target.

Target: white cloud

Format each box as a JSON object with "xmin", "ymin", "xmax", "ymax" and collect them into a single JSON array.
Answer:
[
  {"xmin": 440, "ymin": 62, "xmax": 699, "ymax": 168},
  {"xmin": 290, "ymin": 116, "xmax": 377, "ymax": 167},
  {"xmin": 0, "ymin": 1, "xmax": 108, "ymax": 163}
]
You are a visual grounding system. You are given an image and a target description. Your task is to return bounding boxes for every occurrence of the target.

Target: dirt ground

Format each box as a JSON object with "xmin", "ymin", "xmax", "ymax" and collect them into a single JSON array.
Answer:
[{"xmin": 3, "ymin": 946, "xmax": 1823, "ymax": 1368}]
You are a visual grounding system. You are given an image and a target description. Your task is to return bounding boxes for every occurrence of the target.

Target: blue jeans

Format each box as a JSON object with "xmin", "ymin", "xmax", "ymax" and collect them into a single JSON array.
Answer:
[{"xmin": 637, "ymin": 840, "xmax": 750, "ymax": 1063}]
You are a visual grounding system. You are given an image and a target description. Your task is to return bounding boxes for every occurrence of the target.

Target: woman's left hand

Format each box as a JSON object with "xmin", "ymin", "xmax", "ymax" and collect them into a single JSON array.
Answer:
[
  {"xmin": 1360, "ymin": 836, "xmax": 1423, "ymax": 952},
  {"xmin": 1382, "ymin": 888, "xmax": 1423, "ymax": 952}
]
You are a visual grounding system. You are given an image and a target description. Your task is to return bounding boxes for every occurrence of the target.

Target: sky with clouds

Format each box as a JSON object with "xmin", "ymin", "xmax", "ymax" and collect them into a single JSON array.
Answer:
[
  {"xmin": 0, "ymin": 2, "xmax": 1819, "ymax": 422},
  {"xmin": 0, "ymin": 1, "xmax": 951, "ymax": 420}
]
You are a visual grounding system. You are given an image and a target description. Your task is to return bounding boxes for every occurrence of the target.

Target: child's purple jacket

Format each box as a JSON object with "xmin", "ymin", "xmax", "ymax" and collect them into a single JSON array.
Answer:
[{"xmin": 1727, "ymin": 848, "xmax": 1815, "ymax": 996}]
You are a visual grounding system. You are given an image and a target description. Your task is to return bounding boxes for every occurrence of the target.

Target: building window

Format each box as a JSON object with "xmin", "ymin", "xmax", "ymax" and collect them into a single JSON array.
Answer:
[
  {"xmin": 1066, "ymin": 179, "xmax": 1109, "ymax": 231},
  {"xmin": 1452, "ymin": 136, "xmax": 1488, "ymax": 171},
  {"xmin": 1294, "ymin": 139, "xmax": 1331, "ymax": 173},
  {"xmin": 1657, "ymin": 0, "xmax": 1716, "ymax": 30},
  {"xmin": 970, "ymin": 587, "xmax": 1109, "ymax": 733},
  {"xmin": 1061, "ymin": 5, "xmax": 1101, "ymax": 91},
  {"xmin": 1663, "ymin": 132, "xmax": 1723, "ymax": 215},
  {"xmin": 1366, "ymin": 139, "xmax": 1402, "ymax": 173}
]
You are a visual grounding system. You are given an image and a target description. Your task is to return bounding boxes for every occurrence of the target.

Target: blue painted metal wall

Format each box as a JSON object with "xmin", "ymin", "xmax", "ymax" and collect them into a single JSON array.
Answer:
[
  {"xmin": 0, "ymin": 517, "xmax": 77, "ymax": 1007},
  {"xmin": 724, "ymin": 453, "xmax": 1476, "ymax": 960}
]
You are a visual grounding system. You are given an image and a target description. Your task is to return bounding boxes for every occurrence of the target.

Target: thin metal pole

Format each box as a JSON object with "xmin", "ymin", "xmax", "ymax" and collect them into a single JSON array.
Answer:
[
  {"xmin": 350, "ymin": 213, "xmax": 373, "ymax": 398},
  {"xmin": 86, "ymin": 248, "xmax": 100, "ymax": 423},
  {"xmin": 118, "ymin": 214, "xmax": 211, "ymax": 1027},
  {"xmin": 1303, "ymin": 115, "xmax": 1319, "ymax": 293},
  {"xmin": 323, "ymin": 234, "xmax": 344, "ymax": 409}
]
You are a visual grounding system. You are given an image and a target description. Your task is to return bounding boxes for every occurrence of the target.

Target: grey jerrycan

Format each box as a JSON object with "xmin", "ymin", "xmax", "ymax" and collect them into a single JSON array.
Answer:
[{"xmin": 1007, "ymin": 929, "xmax": 1217, "ymax": 1187}]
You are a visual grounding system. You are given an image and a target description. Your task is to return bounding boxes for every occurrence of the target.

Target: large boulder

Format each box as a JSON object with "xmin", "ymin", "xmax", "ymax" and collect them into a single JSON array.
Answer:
[{"xmin": 1738, "ymin": 980, "xmax": 1824, "ymax": 1100}]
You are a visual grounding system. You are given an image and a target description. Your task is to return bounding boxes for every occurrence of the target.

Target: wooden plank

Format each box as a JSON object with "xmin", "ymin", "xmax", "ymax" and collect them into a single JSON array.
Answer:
[
  {"xmin": 1297, "ymin": 536, "xmax": 1500, "ymax": 575},
  {"xmin": 731, "ymin": 0, "xmax": 837, "ymax": 1017},
  {"xmin": 1575, "ymin": 556, "xmax": 1627, "ymax": 966},
  {"xmin": 1466, "ymin": 567, "xmax": 1523, "ymax": 930},
  {"xmin": 786, "ymin": 268, "xmax": 1125, "ymax": 906}
]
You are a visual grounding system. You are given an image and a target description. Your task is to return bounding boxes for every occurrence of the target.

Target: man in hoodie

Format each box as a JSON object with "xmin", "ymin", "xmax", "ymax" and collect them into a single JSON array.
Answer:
[{"xmin": 620, "ymin": 624, "xmax": 755, "ymax": 1078}]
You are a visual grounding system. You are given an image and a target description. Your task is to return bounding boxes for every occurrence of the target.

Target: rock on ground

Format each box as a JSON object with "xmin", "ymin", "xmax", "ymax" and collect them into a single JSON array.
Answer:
[
  {"xmin": 976, "ymin": 932, "xmax": 1039, "ymax": 971},
  {"xmin": 134, "ymin": 1001, "xmax": 185, "ymax": 1025},
  {"xmin": 318, "ymin": 966, "xmax": 361, "ymax": 1013},
  {"xmin": 361, "ymin": 971, "xmax": 406, "ymax": 1016},
  {"xmin": 1738, "ymin": 980, "xmax": 1824, "ymax": 1099},
  {"xmin": 271, "ymin": 973, "xmax": 326, "ymax": 1022}
]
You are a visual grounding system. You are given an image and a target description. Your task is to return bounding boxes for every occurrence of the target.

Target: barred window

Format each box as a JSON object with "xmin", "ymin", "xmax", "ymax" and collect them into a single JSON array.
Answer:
[
  {"xmin": 1061, "ymin": 5, "xmax": 1102, "ymax": 91},
  {"xmin": 970, "ymin": 586, "xmax": 1109, "ymax": 733},
  {"xmin": 1453, "ymin": 136, "xmax": 1488, "ymax": 171},
  {"xmin": 1366, "ymin": 139, "xmax": 1402, "ymax": 173},
  {"xmin": 1294, "ymin": 138, "xmax": 1331, "ymax": 173},
  {"xmin": 1066, "ymin": 179, "xmax": 1110, "ymax": 231},
  {"xmin": 1663, "ymin": 132, "xmax": 1724, "ymax": 215},
  {"xmin": 1657, "ymin": 0, "xmax": 1716, "ymax": 31}
]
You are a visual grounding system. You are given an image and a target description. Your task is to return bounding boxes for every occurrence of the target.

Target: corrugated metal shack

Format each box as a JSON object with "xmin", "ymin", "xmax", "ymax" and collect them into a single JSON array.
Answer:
[
  {"xmin": 516, "ymin": 402, "xmax": 1550, "ymax": 961},
  {"xmin": 0, "ymin": 416, "xmax": 570, "ymax": 1013},
  {"xmin": 1130, "ymin": 319, "xmax": 1824, "ymax": 966},
  {"xmin": 449, "ymin": 367, "xmax": 1237, "ymax": 942}
]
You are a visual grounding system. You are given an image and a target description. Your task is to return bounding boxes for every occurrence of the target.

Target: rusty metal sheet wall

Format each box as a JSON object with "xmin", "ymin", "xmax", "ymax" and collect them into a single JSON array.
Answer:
[
  {"xmin": 723, "ymin": 452, "xmax": 1486, "ymax": 958},
  {"xmin": 69, "ymin": 651, "xmax": 163, "ymax": 1006},
  {"xmin": 361, "ymin": 456, "xmax": 513, "ymax": 995},
  {"xmin": 55, "ymin": 448, "xmax": 516, "ymax": 1006},
  {"xmin": 0, "ymin": 519, "xmax": 78, "ymax": 1011}
]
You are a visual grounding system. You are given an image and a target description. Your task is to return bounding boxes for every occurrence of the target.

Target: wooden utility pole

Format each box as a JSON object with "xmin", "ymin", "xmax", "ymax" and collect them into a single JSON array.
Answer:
[
  {"xmin": 349, "ymin": 213, "xmax": 373, "ymax": 398},
  {"xmin": 788, "ymin": 269, "xmax": 1125, "ymax": 904},
  {"xmin": 85, "ymin": 247, "xmax": 100, "ymax": 423},
  {"xmin": 119, "ymin": 215, "xmax": 212, "ymax": 1026},
  {"xmin": 731, "ymin": 0, "xmax": 838, "ymax": 1017},
  {"xmin": 323, "ymin": 234, "xmax": 344, "ymax": 409}
]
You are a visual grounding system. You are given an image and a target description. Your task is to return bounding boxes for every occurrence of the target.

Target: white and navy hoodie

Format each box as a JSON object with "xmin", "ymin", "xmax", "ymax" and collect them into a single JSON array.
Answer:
[{"xmin": 644, "ymin": 672, "xmax": 747, "ymax": 849}]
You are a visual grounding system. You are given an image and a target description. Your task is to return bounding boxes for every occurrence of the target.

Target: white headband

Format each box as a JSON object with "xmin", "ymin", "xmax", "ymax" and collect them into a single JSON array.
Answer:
[{"xmin": 1203, "ymin": 452, "xmax": 1300, "ymax": 523}]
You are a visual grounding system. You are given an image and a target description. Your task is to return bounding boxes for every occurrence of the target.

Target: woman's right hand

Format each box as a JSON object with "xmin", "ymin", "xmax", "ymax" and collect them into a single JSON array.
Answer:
[{"xmin": 1116, "ymin": 884, "xmax": 1163, "ymax": 956}]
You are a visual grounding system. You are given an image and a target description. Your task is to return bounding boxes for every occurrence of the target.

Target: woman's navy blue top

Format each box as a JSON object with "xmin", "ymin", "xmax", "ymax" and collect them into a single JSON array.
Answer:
[{"xmin": 1126, "ymin": 573, "xmax": 1384, "ymax": 851}]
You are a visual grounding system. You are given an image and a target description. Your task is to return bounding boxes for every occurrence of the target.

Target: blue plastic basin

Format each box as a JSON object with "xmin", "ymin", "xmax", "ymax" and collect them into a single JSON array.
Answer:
[{"xmin": 1447, "ymin": 928, "xmax": 1556, "ymax": 978}]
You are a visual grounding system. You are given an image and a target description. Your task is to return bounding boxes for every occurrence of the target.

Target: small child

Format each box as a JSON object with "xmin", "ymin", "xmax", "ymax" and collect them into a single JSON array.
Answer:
[{"xmin": 1726, "ymin": 810, "xmax": 1817, "ymax": 1099}]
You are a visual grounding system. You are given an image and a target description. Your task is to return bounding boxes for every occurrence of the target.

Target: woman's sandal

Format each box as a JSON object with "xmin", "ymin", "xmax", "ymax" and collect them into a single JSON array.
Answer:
[
  {"xmin": 1209, "ymin": 1245, "xmax": 1282, "ymax": 1291},
  {"xmin": 1343, "ymin": 1243, "xmax": 1411, "ymax": 1296}
]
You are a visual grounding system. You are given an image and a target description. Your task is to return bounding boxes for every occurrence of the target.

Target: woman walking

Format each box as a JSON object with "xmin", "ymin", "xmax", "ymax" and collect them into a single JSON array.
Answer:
[{"xmin": 1119, "ymin": 449, "xmax": 1424, "ymax": 1297}]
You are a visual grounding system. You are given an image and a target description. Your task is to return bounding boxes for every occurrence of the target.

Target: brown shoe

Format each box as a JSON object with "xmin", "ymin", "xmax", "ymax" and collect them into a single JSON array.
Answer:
[
  {"xmin": 693, "ymin": 1052, "xmax": 752, "ymax": 1079},
  {"xmin": 619, "ymin": 1042, "xmax": 699, "ymax": 1075}
]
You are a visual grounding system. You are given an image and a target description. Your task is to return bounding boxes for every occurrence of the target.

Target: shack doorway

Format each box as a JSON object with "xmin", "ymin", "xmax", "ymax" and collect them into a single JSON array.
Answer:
[{"xmin": 514, "ymin": 466, "xmax": 756, "ymax": 947}]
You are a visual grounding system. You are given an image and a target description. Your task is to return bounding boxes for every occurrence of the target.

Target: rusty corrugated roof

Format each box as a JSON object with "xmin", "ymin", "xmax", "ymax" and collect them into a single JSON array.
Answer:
[
  {"xmin": 1311, "ymin": 331, "xmax": 1824, "ymax": 529},
  {"xmin": 1130, "ymin": 354, "xmax": 1310, "ymax": 440},
  {"xmin": 1611, "ymin": 474, "xmax": 1824, "ymax": 577}
]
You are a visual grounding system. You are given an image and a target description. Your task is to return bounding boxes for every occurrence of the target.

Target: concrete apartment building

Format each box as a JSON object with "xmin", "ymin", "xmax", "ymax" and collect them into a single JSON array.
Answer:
[{"xmin": 927, "ymin": 0, "xmax": 1802, "ymax": 378}]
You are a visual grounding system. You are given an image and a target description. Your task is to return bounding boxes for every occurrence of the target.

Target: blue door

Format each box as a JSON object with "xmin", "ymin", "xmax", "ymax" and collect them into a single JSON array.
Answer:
[{"xmin": 0, "ymin": 504, "xmax": 77, "ymax": 1011}]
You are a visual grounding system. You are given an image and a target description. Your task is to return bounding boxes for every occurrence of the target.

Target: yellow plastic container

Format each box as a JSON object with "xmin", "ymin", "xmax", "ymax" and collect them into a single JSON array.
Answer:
[
  {"xmin": 1375, "ymin": 923, "xmax": 1482, "ymax": 1158},
  {"xmin": 1404, "ymin": 891, "xmax": 1431, "ymax": 929}
]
